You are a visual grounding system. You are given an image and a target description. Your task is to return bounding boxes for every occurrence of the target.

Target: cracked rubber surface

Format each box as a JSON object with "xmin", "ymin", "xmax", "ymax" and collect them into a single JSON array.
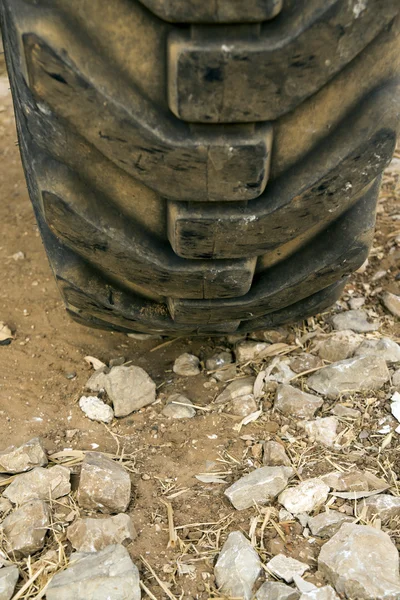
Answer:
[{"xmin": 1, "ymin": 0, "xmax": 399, "ymax": 335}]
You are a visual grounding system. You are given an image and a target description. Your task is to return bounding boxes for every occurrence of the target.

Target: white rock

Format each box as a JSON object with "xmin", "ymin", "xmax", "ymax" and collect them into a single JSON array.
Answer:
[
  {"xmin": 263, "ymin": 441, "xmax": 291, "ymax": 467},
  {"xmin": 313, "ymin": 330, "xmax": 363, "ymax": 362},
  {"xmin": 0, "ymin": 565, "xmax": 19, "ymax": 600},
  {"xmin": 320, "ymin": 470, "xmax": 387, "ymax": 492},
  {"xmin": 266, "ymin": 554, "xmax": 309, "ymax": 584},
  {"xmin": 348, "ymin": 297, "xmax": 365, "ymax": 310},
  {"xmin": 318, "ymin": 523, "xmax": 400, "ymax": 599},
  {"xmin": 87, "ymin": 365, "xmax": 156, "ymax": 417},
  {"xmin": 229, "ymin": 394, "xmax": 258, "ymax": 417},
  {"xmin": 303, "ymin": 417, "xmax": 339, "ymax": 447},
  {"xmin": 46, "ymin": 544, "xmax": 140, "ymax": 600},
  {"xmin": 307, "ymin": 356, "xmax": 389, "ymax": 397},
  {"xmin": 393, "ymin": 368, "xmax": 400, "ymax": 388},
  {"xmin": 355, "ymin": 337, "xmax": 400, "ymax": 363},
  {"xmin": 308, "ymin": 512, "xmax": 353, "ymax": 537},
  {"xmin": 278, "ymin": 478, "xmax": 330, "ymax": 515},
  {"xmin": 215, "ymin": 377, "xmax": 255, "ymax": 404},
  {"xmin": 0, "ymin": 438, "xmax": 47, "ymax": 473},
  {"xmin": 331, "ymin": 309, "xmax": 379, "ymax": 333},
  {"xmin": 3, "ymin": 465, "xmax": 71, "ymax": 504},
  {"xmin": 162, "ymin": 394, "xmax": 196, "ymax": 419},
  {"xmin": 127, "ymin": 332, "xmax": 161, "ymax": 340},
  {"xmin": 0, "ymin": 499, "xmax": 50, "ymax": 556},
  {"xmin": 67, "ymin": 514, "xmax": 136, "ymax": 552},
  {"xmin": 235, "ymin": 341, "xmax": 269, "ymax": 362},
  {"xmin": 300, "ymin": 586, "xmax": 339, "ymax": 600},
  {"xmin": 256, "ymin": 581, "xmax": 300, "ymax": 599},
  {"xmin": 274, "ymin": 385, "xmax": 323, "ymax": 419},
  {"xmin": 214, "ymin": 531, "xmax": 261, "ymax": 600},
  {"xmin": 269, "ymin": 360, "xmax": 296, "ymax": 384},
  {"xmin": 225, "ymin": 466, "xmax": 293, "ymax": 510},
  {"xmin": 382, "ymin": 292, "xmax": 400, "ymax": 318},
  {"xmin": 173, "ymin": 353, "xmax": 201, "ymax": 376},
  {"xmin": 360, "ymin": 494, "xmax": 400, "ymax": 522},
  {"xmin": 79, "ymin": 396, "xmax": 114, "ymax": 424}
]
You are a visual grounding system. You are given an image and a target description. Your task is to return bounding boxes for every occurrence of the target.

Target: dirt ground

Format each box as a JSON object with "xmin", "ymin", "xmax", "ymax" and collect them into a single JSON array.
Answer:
[{"xmin": 1, "ymin": 52, "xmax": 400, "ymax": 598}]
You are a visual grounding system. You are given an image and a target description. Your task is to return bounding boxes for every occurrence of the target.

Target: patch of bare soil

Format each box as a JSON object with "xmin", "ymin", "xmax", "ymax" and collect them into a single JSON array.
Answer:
[{"xmin": 0, "ymin": 51, "xmax": 400, "ymax": 598}]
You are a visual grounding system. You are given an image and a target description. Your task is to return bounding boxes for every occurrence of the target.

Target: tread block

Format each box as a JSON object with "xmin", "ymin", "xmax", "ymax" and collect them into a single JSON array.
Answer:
[
  {"xmin": 168, "ymin": 181, "xmax": 379, "ymax": 324},
  {"xmin": 168, "ymin": 84, "xmax": 400, "ymax": 259},
  {"xmin": 39, "ymin": 161, "xmax": 257, "ymax": 300},
  {"xmin": 168, "ymin": 0, "xmax": 399, "ymax": 122},
  {"xmin": 24, "ymin": 34, "xmax": 272, "ymax": 201},
  {"xmin": 138, "ymin": 0, "xmax": 282, "ymax": 23}
]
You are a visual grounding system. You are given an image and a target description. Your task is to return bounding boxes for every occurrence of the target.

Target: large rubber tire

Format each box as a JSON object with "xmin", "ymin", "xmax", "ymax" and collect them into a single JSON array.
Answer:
[{"xmin": 1, "ymin": 0, "xmax": 400, "ymax": 335}]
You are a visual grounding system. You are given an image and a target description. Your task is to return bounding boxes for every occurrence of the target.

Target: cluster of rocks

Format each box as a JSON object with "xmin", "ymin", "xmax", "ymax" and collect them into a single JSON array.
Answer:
[{"xmin": 0, "ymin": 438, "xmax": 140, "ymax": 599}]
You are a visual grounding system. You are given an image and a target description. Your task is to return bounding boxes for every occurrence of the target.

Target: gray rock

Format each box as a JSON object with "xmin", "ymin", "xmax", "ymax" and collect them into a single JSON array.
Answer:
[
  {"xmin": 355, "ymin": 337, "xmax": 400, "ymax": 363},
  {"xmin": 77, "ymin": 453, "xmax": 131, "ymax": 514},
  {"xmin": 0, "ymin": 499, "xmax": 50, "ymax": 556},
  {"xmin": 318, "ymin": 523, "xmax": 400, "ymax": 599},
  {"xmin": 308, "ymin": 512, "xmax": 353, "ymax": 538},
  {"xmin": 213, "ymin": 363, "xmax": 237, "ymax": 382},
  {"xmin": 263, "ymin": 441, "xmax": 291, "ymax": 467},
  {"xmin": 215, "ymin": 377, "xmax": 255, "ymax": 404},
  {"xmin": 348, "ymin": 297, "xmax": 365, "ymax": 310},
  {"xmin": 289, "ymin": 354, "xmax": 323, "ymax": 374},
  {"xmin": 205, "ymin": 351, "xmax": 233, "ymax": 371},
  {"xmin": 393, "ymin": 368, "xmax": 400, "ymax": 388},
  {"xmin": 0, "ymin": 565, "xmax": 19, "ymax": 600},
  {"xmin": 359, "ymin": 494, "xmax": 400, "ymax": 522},
  {"xmin": 274, "ymin": 385, "xmax": 323, "ymax": 419},
  {"xmin": 278, "ymin": 478, "xmax": 329, "ymax": 515},
  {"xmin": 266, "ymin": 554, "xmax": 309, "ymax": 584},
  {"xmin": 225, "ymin": 466, "xmax": 293, "ymax": 510},
  {"xmin": 67, "ymin": 514, "xmax": 136, "ymax": 552},
  {"xmin": 0, "ymin": 438, "xmax": 47, "ymax": 474},
  {"xmin": 256, "ymin": 581, "xmax": 299, "ymax": 600},
  {"xmin": 331, "ymin": 309, "xmax": 379, "ymax": 333},
  {"xmin": 235, "ymin": 341, "xmax": 269, "ymax": 363},
  {"xmin": 173, "ymin": 353, "xmax": 201, "ymax": 376},
  {"xmin": 87, "ymin": 365, "xmax": 156, "ymax": 417},
  {"xmin": 3, "ymin": 465, "xmax": 71, "ymax": 504},
  {"xmin": 331, "ymin": 404, "xmax": 360, "ymax": 419},
  {"xmin": 382, "ymin": 292, "xmax": 400, "ymax": 318},
  {"xmin": 162, "ymin": 394, "xmax": 196, "ymax": 419},
  {"xmin": 300, "ymin": 587, "xmax": 339, "ymax": 600},
  {"xmin": 313, "ymin": 330, "xmax": 363, "ymax": 362},
  {"xmin": 307, "ymin": 356, "xmax": 389, "ymax": 397},
  {"xmin": 249, "ymin": 328, "xmax": 289, "ymax": 343},
  {"xmin": 79, "ymin": 396, "xmax": 114, "ymax": 424},
  {"xmin": 303, "ymin": 417, "xmax": 339, "ymax": 447},
  {"xmin": 46, "ymin": 544, "xmax": 140, "ymax": 600},
  {"xmin": 229, "ymin": 394, "xmax": 258, "ymax": 417},
  {"xmin": 320, "ymin": 470, "xmax": 387, "ymax": 492},
  {"xmin": 214, "ymin": 531, "xmax": 261, "ymax": 600}
]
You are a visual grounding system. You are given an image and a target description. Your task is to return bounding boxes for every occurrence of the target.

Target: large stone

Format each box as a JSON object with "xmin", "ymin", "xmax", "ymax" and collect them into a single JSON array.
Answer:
[
  {"xmin": 266, "ymin": 554, "xmax": 309, "ymax": 584},
  {"xmin": 256, "ymin": 581, "xmax": 299, "ymax": 600},
  {"xmin": 320, "ymin": 470, "xmax": 388, "ymax": 492},
  {"xmin": 313, "ymin": 331, "xmax": 363, "ymax": 362},
  {"xmin": 225, "ymin": 466, "xmax": 293, "ymax": 510},
  {"xmin": 308, "ymin": 512, "xmax": 353, "ymax": 538},
  {"xmin": 229, "ymin": 394, "xmax": 258, "ymax": 417},
  {"xmin": 300, "ymin": 587, "xmax": 339, "ymax": 600},
  {"xmin": 303, "ymin": 417, "xmax": 339, "ymax": 447},
  {"xmin": 331, "ymin": 310, "xmax": 379, "ymax": 333},
  {"xmin": 79, "ymin": 396, "xmax": 114, "ymax": 424},
  {"xmin": 359, "ymin": 494, "xmax": 400, "ymax": 522},
  {"xmin": 274, "ymin": 385, "xmax": 323, "ymax": 419},
  {"xmin": 318, "ymin": 523, "xmax": 400, "ymax": 599},
  {"xmin": 0, "ymin": 565, "xmax": 19, "ymax": 600},
  {"xmin": 0, "ymin": 438, "xmax": 47, "ymax": 473},
  {"xmin": 0, "ymin": 499, "xmax": 50, "ymax": 556},
  {"xmin": 263, "ymin": 441, "xmax": 291, "ymax": 467},
  {"xmin": 235, "ymin": 341, "xmax": 269, "ymax": 363},
  {"xmin": 46, "ymin": 544, "xmax": 140, "ymax": 600},
  {"xmin": 87, "ymin": 365, "xmax": 156, "ymax": 417},
  {"xmin": 3, "ymin": 465, "xmax": 71, "ymax": 504},
  {"xmin": 173, "ymin": 353, "xmax": 201, "ymax": 376},
  {"xmin": 215, "ymin": 377, "xmax": 255, "ymax": 404},
  {"xmin": 67, "ymin": 514, "xmax": 136, "ymax": 552},
  {"xmin": 382, "ymin": 292, "xmax": 400, "ymax": 318},
  {"xmin": 77, "ymin": 453, "xmax": 131, "ymax": 514},
  {"xmin": 162, "ymin": 394, "xmax": 196, "ymax": 419},
  {"xmin": 278, "ymin": 479, "xmax": 329, "ymax": 515},
  {"xmin": 214, "ymin": 531, "xmax": 261, "ymax": 600},
  {"xmin": 307, "ymin": 356, "xmax": 389, "ymax": 397},
  {"xmin": 355, "ymin": 337, "xmax": 400, "ymax": 363}
]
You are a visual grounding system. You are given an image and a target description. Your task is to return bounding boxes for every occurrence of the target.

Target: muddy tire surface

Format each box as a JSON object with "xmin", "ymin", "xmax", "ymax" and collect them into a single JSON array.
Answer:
[{"xmin": 1, "ymin": 0, "xmax": 400, "ymax": 335}]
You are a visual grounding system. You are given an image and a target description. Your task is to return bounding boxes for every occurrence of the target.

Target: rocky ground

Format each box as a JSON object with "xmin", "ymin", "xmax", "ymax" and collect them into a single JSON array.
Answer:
[{"xmin": 1, "ymin": 52, "xmax": 400, "ymax": 600}]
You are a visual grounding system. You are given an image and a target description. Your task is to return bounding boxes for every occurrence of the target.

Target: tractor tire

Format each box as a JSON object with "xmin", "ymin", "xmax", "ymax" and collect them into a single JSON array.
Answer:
[{"xmin": 1, "ymin": 0, "xmax": 400, "ymax": 335}]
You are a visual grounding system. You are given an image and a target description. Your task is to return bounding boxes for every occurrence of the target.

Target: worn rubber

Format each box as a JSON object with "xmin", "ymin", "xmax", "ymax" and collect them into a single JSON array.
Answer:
[{"xmin": 1, "ymin": 0, "xmax": 400, "ymax": 335}]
